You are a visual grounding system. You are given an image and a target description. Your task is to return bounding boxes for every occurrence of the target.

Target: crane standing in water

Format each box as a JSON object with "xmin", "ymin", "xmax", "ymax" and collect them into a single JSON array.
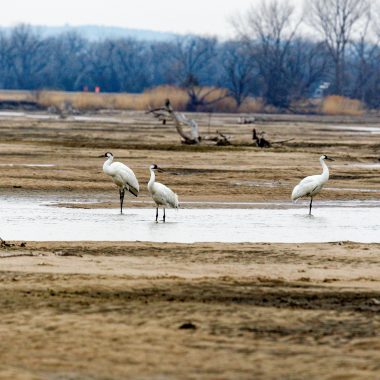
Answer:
[
  {"xmin": 101, "ymin": 152, "xmax": 139, "ymax": 214},
  {"xmin": 291, "ymin": 155, "xmax": 334, "ymax": 215},
  {"xmin": 148, "ymin": 164, "xmax": 179, "ymax": 222}
]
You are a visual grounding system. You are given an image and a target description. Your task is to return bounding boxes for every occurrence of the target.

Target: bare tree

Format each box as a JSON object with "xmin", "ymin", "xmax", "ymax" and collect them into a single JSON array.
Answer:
[
  {"xmin": 43, "ymin": 32, "xmax": 87, "ymax": 91},
  {"xmin": 232, "ymin": 0, "xmax": 303, "ymax": 108},
  {"xmin": 309, "ymin": 0, "xmax": 370, "ymax": 95},
  {"xmin": 168, "ymin": 36, "xmax": 224, "ymax": 111},
  {"xmin": 9, "ymin": 25, "xmax": 48, "ymax": 89},
  {"xmin": 285, "ymin": 38, "xmax": 331, "ymax": 102},
  {"xmin": 0, "ymin": 32, "xmax": 14, "ymax": 88},
  {"xmin": 347, "ymin": 9, "xmax": 380, "ymax": 102},
  {"xmin": 220, "ymin": 41, "xmax": 256, "ymax": 108}
]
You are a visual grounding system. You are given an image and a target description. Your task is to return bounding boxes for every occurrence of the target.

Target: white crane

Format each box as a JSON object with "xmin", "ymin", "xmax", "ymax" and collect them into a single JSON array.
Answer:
[
  {"xmin": 148, "ymin": 164, "xmax": 179, "ymax": 222},
  {"xmin": 291, "ymin": 155, "xmax": 334, "ymax": 215},
  {"xmin": 100, "ymin": 152, "xmax": 139, "ymax": 214}
]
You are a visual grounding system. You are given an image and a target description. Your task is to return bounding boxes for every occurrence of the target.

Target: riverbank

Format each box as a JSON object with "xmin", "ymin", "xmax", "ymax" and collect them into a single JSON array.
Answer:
[{"xmin": 0, "ymin": 241, "xmax": 379, "ymax": 379}]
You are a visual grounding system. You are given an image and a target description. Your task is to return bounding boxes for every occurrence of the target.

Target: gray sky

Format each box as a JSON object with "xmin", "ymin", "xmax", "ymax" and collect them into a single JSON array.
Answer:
[{"xmin": 1, "ymin": 0, "xmax": 304, "ymax": 37}]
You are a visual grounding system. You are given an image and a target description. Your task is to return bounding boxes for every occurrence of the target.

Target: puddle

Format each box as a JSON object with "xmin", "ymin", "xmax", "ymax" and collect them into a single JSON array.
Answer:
[
  {"xmin": 329, "ymin": 125, "xmax": 380, "ymax": 134},
  {"xmin": 334, "ymin": 163, "xmax": 380, "ymax": 169},
  {"xmin": 0, "ymin": 111, "xmax": 58, "ymax": 120},
  {"xmin": 72, "ymin": 115, "xmax": 125, "ymax": 123},
  {"xmin": 0, "ymin": 164, "xmax": 56, "ymax": 168},
  {"xmin": 234, "ymin": 180, "xmax": 282, "ymax": 188},
  {"xmin": 325, "ymin": 187, "xmax": 380, "ymax": 193},
  {"xmin": 351, "ymin": 163, "xmax": 380, "ymax": 169},
  {"xmin": 1, "ymin": 197, "xmax": 379, "ymax": 243},
  {"xmin": 0, "ymin": 111, "xmax": 124, "ymax": 124}
]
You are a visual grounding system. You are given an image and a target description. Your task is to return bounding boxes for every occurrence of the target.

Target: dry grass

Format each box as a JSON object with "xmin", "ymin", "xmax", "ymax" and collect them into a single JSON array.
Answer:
[
  {"xmin": 321, "ymin": 95, "xmax": 364, "ymax": 116},
  {"xmin": 139, "ymin": 86, "xmax": 239, "ymax": 113},
  {"xmin": 0, "ymin": 87, "xmax": 244, "ymax": 113},
  {"xmin": 32, "ymin": 86, "xmax": 244, "ymax": 112},
  {"xmin": 136, "ymin": 85, "xmax": 189, "ymax": 111},
  {"xmin": 0, "ymin": 87, "xmax": 189, "ymax": 112},
  {"xmin": 0, "ymin": 89, "xmax": 368, "ymax": 115},
  {"xmin": 35, "ymin": 91, "xmax": 137, "ymax": 111},
  {"xmin": 238, "ymin": 97, "xmax": 265, "ymax": 113},
  {"xmin": 0, "ymin": 90, "xmax": 36, "ymax": 102}
]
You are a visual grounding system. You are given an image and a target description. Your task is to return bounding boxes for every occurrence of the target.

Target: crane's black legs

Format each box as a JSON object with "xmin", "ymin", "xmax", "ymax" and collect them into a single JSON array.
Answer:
[
  {"xmin": 309, "ymin": 197, "xmax": 313, "ymax": 215},
  {"xmin": 119, "ymin": 189, "xmax": 125, "ymax": 214},
  {"xmin": 154, "ymin": 207, "xmax": 166, "ymax": 222}
]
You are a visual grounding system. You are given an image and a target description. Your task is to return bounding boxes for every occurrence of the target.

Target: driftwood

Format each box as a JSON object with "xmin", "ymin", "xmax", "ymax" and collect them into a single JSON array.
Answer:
[
  {"xmin": 253, "ymin": 128, "xmax": 271, "ymax": 148},
  {"xmin": 252, "ymin": 128, "xmax": 294, "ymax": 148},
  {"xmin": 147, "ymin": 99, "xmax": 201, "ymax": 144},
  {"xmin": 147, "ymin": 99, "xmax": 234, "ymax": 146},
  {"xmin": 238, "ymin": 115, "xmax": 268, "ymax": 125},
  {"xmin": 0, "ymin": 238, "xmax": 27, "ymax": 248},
  {"xmin": 0, "ymin": 238, "xmax": 26, "ymax": 248},
  {"xmin": 0, "ymin": 238, "xmax": 13, "ymax": 247},
  {"xmin": 238, "ymin": 116, "xmax": 256, "ymax": 124},
  {"xmin": 203, "ymin": 130, "xmax": 232, "ymax": 146}
]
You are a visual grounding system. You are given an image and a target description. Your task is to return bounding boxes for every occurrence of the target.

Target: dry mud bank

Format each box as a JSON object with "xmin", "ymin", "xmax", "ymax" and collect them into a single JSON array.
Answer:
[{"xmin": 0, "ymin": 242, "xmax": 379, "ymax": 379}]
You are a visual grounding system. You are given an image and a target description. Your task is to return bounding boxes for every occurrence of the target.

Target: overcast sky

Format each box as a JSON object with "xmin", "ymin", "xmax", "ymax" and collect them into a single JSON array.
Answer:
[{"xmin": 1, "ymin": 0, "xmax": 304, "ymax": 37}]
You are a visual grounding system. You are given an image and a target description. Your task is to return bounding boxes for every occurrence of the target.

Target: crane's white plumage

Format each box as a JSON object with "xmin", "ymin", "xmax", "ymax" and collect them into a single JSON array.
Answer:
[
  {"xmin": 291, "ymin": 155, "xmax": 334, "ymax": 214},
  {"xmin": 148, "ymin": 164, "xmax": 179, "ymax": 222},
  {"xmin": 101, "ymin": 152, "xmax": 139, "ymax": 214}
]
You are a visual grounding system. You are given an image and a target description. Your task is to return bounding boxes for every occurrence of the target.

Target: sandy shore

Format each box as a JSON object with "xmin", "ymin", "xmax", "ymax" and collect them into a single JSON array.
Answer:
[
  {"xmin": 0, "ymin": 241, "xmax": 379, "ymax": 379},
  {"xmin": 0, "ymin": 111, "xmax": 379, "ymax": 379}
]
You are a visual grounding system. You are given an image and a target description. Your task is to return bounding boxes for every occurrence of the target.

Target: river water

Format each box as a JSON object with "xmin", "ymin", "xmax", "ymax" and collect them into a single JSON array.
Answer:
[{"xmin": 1, "ymin": 197, "xmax": 379, "ymax": 243}]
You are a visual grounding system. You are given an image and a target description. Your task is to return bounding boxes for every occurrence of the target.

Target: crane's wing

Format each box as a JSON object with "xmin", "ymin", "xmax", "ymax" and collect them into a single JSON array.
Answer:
[
  {"xmin": 291, "ymin": 175, "xmax": 321, "ymax": 201},
  {"xmin": 298, "ymin": 174, "xmax": 320, "ymax": 186},
  {"xmin": 152, "ymin": 182, "xmax": 179, "ymax": 208},
  {"xmin": 111, "ymin": 162, "xmax": 139, "ymax": 196}
]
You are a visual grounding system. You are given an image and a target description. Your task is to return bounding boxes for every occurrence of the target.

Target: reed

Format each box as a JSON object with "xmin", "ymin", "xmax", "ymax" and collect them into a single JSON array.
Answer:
[{"xmin": 321, "ymin": 95, "xmax": 364, "ymax": 116}]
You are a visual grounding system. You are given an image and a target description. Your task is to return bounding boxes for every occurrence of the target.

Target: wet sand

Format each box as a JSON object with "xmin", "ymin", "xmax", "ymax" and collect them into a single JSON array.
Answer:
[{"xmin": 0, "ymin": 111, "xmax": 379, "ymax": 379}]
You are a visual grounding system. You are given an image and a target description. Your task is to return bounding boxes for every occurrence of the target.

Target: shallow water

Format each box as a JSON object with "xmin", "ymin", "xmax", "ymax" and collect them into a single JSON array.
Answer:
[
  {"xmin": 1, "ymin": 197, "xmax": 379, "ymax": 243},
  {"xmin": 0, "ymin": 111, "xmax": 124, "ymax": 123},
  {"xmin": 0, "ymin": 164, "xmax": 56, "ymax": 168},
  {"xmin": 330, "ymin": 125, "xmax": 380, "ymax": 134}
]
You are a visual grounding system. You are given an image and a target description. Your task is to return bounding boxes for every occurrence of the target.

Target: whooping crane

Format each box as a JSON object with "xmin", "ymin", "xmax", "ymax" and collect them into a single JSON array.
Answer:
[
  {"xmin": 148, "ymin": 164, "xmax": 179, "ymax": 222},
  {"xmin": 100, "ymin": 152, "xmax": 139, "ymax": 214},
  {"xmin": 291, "ymin": 155, "xmax": 334, "ymax": 215}
]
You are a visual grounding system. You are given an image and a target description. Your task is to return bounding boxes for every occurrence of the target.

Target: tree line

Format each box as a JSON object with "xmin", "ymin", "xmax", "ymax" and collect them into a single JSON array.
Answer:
[{"xmin": 0, "ymin": 0, "xmax": 379, "ymax": 111}]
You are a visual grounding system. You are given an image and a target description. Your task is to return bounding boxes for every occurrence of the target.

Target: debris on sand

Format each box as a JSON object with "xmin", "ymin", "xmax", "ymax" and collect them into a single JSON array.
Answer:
[{"xmin": 179, "ymin": 322, "xmax": 197, "ymax": 330}]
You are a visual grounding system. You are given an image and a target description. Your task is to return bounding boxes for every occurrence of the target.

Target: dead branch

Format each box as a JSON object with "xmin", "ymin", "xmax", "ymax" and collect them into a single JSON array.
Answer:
[
  {"xmin": 215, "ymin": 130, "xmax": 231, "ymax": 146},
  {"xmin": 272, "ymin": 138, "xmax": 294, "ymax": 144},
  {"xmin": 147, "ymin": 99, "xmax": 200, "ymax": 144},
  {"xmin": 147, "ymin": 108, "xmax": 170, "ymax": 125}
]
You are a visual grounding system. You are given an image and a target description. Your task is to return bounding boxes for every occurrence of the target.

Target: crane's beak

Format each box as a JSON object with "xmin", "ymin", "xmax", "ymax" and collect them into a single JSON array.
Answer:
[
  {"xmin": 157, "ymin": 167, "xmax": 165, "ymax": 173},
  {"xmin": 97, "ymin": 155, "xmax": 105, "ymax": 158},
  {"xmin": 325, "ymin": 156, "xmax": 335, "ymax": 161}
]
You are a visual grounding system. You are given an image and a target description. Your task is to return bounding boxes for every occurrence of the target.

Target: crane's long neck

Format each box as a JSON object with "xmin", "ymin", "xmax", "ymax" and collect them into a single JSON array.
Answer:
[
  {"xmin": 103, "ymin": 156, "xmax": 114, "ymax": 175},
  {"xmin": 320, "ymin": 158, "xmax": 329, "ymax": 182},
  {"xmin": 148, "ymin": 169, "xmax": 156, "ymax": 191}
]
